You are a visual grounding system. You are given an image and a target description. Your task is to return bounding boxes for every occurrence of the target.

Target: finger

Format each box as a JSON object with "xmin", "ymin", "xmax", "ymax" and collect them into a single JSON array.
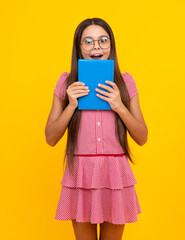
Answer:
[
  {"xmin": 68, "ymin": 85, "xmax": 88, "ymax": 92},
  {"xmin": 71, "ymin": 88, "xmax": 89, "ymax": 93},
  {"xmin": 104, "ymin": 81, "xmax": 119, "ymax": 91},
  {"xmin": 68, "ymin": 82, "xmax": 85, "ymax": 89},
  {"xmin": 97, "ymin": 83, "xmax": 115, "ymax": 93},
  {"xmin": 75, "ymin": 92, "xmax": 89, "ymax": 98},
  {"xmin": 95, "ymin": 88, "xmax": 110, "ymax": 97},
  {"xmin": 76, "ymin": 85, "xmax": 89, "ymax": 90},
  {"xmin": 96, "ymin": 93, "xmax": 109, "ymax": 102}
]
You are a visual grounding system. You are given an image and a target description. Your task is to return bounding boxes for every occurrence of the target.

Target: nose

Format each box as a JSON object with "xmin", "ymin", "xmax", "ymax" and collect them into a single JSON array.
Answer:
[{"xmin": 93, "ymin": 40, "xmax": 100, "ymax": 49}]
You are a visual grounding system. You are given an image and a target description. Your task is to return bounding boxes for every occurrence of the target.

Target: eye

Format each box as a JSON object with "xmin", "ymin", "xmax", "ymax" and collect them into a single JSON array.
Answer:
[
  {"xmin": 85, "ymin": 38, "xmax": 93, "ymax": 44},
  {"xmin": 100, "ymin": 36, "xmax": 108, "ymax": 42}
]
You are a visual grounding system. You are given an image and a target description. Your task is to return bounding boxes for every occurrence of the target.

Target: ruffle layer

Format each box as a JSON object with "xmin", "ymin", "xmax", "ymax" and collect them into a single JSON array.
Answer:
[
  {"xmin": 55, "ymin": 185, "xmax": 142, "ymax": 224},
  {"xmin": 61, "ymin": 155, "xmax": 137, "ymax": 189}
]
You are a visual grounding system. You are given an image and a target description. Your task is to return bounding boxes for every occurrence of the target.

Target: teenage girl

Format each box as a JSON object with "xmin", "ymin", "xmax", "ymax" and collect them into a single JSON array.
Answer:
[{"xmin": 45, "ymin": 18, "xmax": 148, "ymax": 240}]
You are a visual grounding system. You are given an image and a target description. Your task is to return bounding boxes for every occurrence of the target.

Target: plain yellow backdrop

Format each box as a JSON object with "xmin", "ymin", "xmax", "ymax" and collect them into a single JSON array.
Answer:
[{"xmin": 1, "ymin": 0, "xmax": 185, "ymax": 239}]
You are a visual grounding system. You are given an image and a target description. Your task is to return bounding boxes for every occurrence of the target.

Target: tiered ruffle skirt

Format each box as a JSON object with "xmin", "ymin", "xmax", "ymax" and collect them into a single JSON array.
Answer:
[{"xmin": 55, "ymin": 154, "xmax": 142, "ymax": 224}]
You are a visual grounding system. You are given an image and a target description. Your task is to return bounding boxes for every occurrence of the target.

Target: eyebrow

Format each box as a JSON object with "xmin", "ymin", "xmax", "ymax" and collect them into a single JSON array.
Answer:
[{"xmin": 82, "ymin": 35, "xmax": 108, "ymax": 40}]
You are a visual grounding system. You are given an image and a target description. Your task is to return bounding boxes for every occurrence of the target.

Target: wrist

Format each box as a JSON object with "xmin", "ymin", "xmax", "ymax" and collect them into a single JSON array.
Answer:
[
  {"xmin": 115, "ymin": 103, "xmax": 127, "ymax": 115},
  {"xmin": 68, "ymin": 103, "xmax": 77, "ymax": 111}
]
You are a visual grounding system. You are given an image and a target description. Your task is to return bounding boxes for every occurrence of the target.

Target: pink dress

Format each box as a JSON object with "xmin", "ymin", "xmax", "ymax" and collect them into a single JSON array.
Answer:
[{"xmin": 54, "ymin": 71, "xmax": 142, "ymax": 224}]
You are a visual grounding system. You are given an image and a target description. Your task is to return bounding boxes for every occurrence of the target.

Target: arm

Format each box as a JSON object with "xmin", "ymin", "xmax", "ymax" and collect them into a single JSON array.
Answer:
[
  {"xmin": 45, "ymin": 94, "xmax": 76, "ymax": 146},
  {"xmin": 115, "ymin": 94, "xmax": 148, "ymax": 146},
  {"xmin": 95, "ymin": 73, "xmax": 147, "ymax": 146}
]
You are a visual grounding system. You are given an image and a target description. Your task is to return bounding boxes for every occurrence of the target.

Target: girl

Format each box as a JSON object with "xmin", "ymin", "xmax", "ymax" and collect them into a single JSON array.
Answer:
[{"xmin": 45, "ymin": 18, "xmax": 148, "ymax": 240}]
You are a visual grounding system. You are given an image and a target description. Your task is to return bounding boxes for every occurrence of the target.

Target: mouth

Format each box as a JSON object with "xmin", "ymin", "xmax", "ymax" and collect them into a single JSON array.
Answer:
[{"xmin": 90, "ymin": 53, "xmax": 103, "ymax": 60}]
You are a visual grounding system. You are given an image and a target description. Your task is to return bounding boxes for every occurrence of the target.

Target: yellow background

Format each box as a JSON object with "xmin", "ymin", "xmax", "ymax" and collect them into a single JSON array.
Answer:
[{"xmin": 1, "ymin": 0, "xmax": 185, "ymax": 239}]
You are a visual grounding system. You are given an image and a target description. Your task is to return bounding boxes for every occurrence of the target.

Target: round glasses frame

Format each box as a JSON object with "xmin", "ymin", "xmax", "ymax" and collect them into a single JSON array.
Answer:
[{"xmin": 80, "ymin": 37, "xmax": 111, "ymax": 51}]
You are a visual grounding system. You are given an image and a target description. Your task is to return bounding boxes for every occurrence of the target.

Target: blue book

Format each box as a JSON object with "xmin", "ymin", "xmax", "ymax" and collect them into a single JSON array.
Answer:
[{"xmin": 78, "ymin": 59, "xmax": 114, "ymax": 110}]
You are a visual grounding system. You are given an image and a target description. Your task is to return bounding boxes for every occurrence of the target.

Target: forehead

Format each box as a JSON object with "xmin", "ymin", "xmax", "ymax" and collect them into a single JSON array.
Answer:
[{"xmin": 81, "ymin": 25, "xmax": 109, "ymax": 40}]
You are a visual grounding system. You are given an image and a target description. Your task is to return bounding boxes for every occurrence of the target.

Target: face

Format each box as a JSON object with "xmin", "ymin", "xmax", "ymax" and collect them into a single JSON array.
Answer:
[{"xmin": 80, "ymin": 25, "xmax": 111, "ymax": 60}]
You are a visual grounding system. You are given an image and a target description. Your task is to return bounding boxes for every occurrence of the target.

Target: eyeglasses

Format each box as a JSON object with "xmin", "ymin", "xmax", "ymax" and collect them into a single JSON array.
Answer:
[{"xmin": 80, "ymin": 36, "xmax": 111, "ymax": 51}]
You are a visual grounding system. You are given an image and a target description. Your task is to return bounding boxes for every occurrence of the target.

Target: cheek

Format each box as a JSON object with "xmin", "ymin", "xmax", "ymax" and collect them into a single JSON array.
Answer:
[
  {"xmin": 80, "ymin": 49, "xmax": 86, "ymax": 58},
  {"xmin": 105, "ymin": 49, "xmax": 111, "ymax": 56},
  {"xmin": 82, "ymin": 51, "xmax": 88, "ymax": 57}
]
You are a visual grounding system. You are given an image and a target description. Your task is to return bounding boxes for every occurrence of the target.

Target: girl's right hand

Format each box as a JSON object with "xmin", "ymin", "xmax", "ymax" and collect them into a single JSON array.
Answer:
[{"xmin": 66, "ymin": 82, "xmax": 90, "ymax": 109}]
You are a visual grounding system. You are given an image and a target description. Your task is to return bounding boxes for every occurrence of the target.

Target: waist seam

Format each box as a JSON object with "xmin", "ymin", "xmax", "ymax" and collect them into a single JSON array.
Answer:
[{"xmin": 72, "ymin": 153, "xmax": 126, "ymax": 157}]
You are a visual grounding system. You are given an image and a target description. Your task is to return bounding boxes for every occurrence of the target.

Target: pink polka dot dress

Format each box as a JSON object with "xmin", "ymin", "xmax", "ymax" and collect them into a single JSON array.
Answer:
[{"xmin": 53, "ymin": 71, "xmax": 142, "ymax": 224}]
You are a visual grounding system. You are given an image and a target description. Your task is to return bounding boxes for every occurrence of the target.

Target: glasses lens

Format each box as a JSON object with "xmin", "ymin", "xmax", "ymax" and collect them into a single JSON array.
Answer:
[
  {"xmin": 82, "ymin": 37, "xmax": 93, "ymax": 51},
  {"xmin": 99, "ymin": 36, "xmax": 110, "ymax": 49},
  {"xmin": 82, "ymin": 36, "xmax": 110, "ymax": 50}
]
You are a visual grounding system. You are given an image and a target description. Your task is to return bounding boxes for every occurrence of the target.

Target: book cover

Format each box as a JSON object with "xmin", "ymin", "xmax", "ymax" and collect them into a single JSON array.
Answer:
[{"xmin": 78, "ymin": 59, "xmax": 114, "ymax": 110}]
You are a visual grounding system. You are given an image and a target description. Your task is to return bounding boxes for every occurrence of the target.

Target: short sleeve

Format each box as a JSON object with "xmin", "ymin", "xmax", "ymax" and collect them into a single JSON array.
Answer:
[
  {"xmin": 121, "ymin": 72, "xmax": 138, "ymax": 100},
  {"xmin": 54, "ymin": 72, "xmax": 69, "ymax": 101}
]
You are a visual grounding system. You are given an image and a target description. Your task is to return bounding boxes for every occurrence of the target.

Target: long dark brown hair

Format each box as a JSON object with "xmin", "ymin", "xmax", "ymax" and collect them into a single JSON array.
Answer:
[{"xmin": 61, "ymin": 18, "xmax": 136, "ymax": 175}]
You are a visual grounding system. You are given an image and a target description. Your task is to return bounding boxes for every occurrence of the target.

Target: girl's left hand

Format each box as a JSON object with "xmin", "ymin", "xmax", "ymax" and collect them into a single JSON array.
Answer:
[{"xmin": 95, "ymin": 81, "xmax": 125, "ymax": 112}]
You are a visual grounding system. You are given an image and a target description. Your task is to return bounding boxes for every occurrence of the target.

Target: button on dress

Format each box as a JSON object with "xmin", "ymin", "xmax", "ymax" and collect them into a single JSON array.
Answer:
[{"xmin": 54, "ymin": 71, "xmax": 142, "ymax": 224}]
